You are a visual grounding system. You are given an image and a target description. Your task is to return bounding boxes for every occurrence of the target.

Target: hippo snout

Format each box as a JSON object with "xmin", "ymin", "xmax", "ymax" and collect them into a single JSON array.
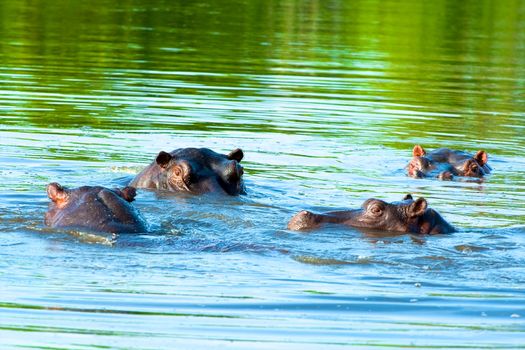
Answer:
[
  {"xmin": 438, "ymin": 171, "xmax": 454, "ymax": 181},
  {"xmin": 414, "ymin": 170, "xmax": 425, "ymax": 179},
  {"xmin": 288, "ymin": 210, "xmax": 320, "ymax": 231}
]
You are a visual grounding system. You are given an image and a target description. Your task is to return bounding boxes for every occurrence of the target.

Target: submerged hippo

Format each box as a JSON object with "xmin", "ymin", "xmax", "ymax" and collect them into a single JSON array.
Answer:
[
  {"xmin": 45, "ymin": 183, "xmax": 147, "ymax": 233},
  {"xmin": 407, "ymin": 145, "xmax": 491, "ymax": 180},
  {"xmin": 130, "ymin": 147, "xmax": 245, "ymax": 195},
  {"xmin": 288, "ymin": 194, "xmax": 455, "ymax": 234}
]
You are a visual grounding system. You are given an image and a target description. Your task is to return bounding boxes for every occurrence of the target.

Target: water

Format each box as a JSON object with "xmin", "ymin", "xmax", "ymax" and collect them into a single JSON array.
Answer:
[{"xmin": 1, "ymin": 0, "xmax": 525, "ymax": 348}]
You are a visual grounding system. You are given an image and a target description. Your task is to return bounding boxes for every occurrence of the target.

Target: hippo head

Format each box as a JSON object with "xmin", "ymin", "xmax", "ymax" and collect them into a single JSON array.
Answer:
[
  {"xmin": 47, "ymin": 183, "xmax": 136, "ymax": 208},
  {"xmin": 407, "ymin": 145, "xmax": 454, "ymax": 180},
  {"xmin": 407, "ymin": 145, "xmax": 435, "ymax": 178},
  {"xmin": 288, "ymin": 194, "xmax": 454, "ymax": 234},
  {"xmin": 152, "ymin": 148, "xmax": 245, "ymax": 195},
  {"xmin": 458, "ymin": 150, "xmax": 488, "ymax": 177},
  {"xmin": 408, "ymin": 146, "xmax": 429, "ymax": 178},
  {"xmin": 348, "ymin": 194, "xmax": 430, "ymax": 232},
  {"xmin": 45, "ymin": 183, "xmax": 145, "ymax": 233}
]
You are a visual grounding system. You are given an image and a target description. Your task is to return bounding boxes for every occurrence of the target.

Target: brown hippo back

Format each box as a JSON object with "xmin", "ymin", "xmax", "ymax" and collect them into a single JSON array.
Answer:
[{"xmin": 45, "ymin": 183, "xmax": 147, "ymax": 233}]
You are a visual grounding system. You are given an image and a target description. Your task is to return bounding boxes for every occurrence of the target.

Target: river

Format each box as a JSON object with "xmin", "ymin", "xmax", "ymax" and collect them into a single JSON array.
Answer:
[{"xmin": 1, "ymin": 0, "xmax": 524, "ymax": 348}]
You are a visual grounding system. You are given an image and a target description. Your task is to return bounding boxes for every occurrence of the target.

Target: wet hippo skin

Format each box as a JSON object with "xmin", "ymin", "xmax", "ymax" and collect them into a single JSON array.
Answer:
[
  {"xmin": 407, "ymin": 145, "xmax": 491, "ymax": 180},
  {"xmin": 288, "ymin": 194, "xmax": 455, "ymax": 234},
  {"xmin": 130, "ymin": 147, "xmax": 246, "ymax": 195},
  {"xmin": 45, "ymin": 183, "xmax": 147, "ymax": 233}
]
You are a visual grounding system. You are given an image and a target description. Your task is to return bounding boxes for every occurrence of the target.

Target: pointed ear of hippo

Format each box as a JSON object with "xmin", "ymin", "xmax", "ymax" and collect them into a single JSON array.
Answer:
[
  {"xmin": 474, "ymin": 150, "xmax": 488, "ymax": 166},
  {"xmin": 228, "ymin": 148, "xmax": 244, "ymax": 162},
  {"xmin": 413, "ymin": 145, "xmax": 426, "ymax": 157},
  {"xmin": 408, "ymin": 197, "xmax": 427, "ymax": 217},
  {"xmin": 156, "ymin": 151, "xmax": 172, "ymax": 169},
  {"xmin": 403, "ymin": 194, "xmax": 413, "ymax": 201},
  {"xmin": 47, "ymin": 182, "xmax": 69, "ymax": 203},
  {"xmin": 118, "ymin": 186, "xmax": 137, "ymax": 202}
]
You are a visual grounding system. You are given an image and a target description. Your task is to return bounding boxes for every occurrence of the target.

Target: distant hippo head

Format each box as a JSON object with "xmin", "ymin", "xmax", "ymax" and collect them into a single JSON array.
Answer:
[
  {"xmin": 407, "ymin": 145, "xmax": 434, "ymax": 178},
  {"xmin": 458, "ymin": 150, "xmax": 489, "ymax": 177},
  {"xmin": 407, "ymin": 145, "xmax": 490, "ymax": 180},
  {"xmin": 407, "ymin": 145, "xmax": 455, "ymax": 180},
  {"xmin": 45, "ymin": 183, "xmax": 147, "ymax": 233},
  {"xmin": 288, "ymin": 194, "xmax": 455, "ymax": 234},
  {"xmin": 130, "ymin": 148, "xmax": 246, "ymax": 195}
]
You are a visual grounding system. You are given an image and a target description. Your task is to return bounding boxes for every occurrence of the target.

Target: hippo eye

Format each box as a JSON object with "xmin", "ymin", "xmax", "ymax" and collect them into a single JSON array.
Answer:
[
  {"xmin": 171, "ymin": 161, "xmax": 193, "ymax": 182},
  {"xmin": 369, "ymin": 205, "xmax": 383, "ymax": 216}
]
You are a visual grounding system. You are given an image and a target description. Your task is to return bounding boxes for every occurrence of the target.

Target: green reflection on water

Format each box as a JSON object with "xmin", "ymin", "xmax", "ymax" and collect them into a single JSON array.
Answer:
[
  {"xmin": 0, "ymin": 302, "xmax": 240, "ymax": 318},
  {"xmin": 0, "ymin": 0, "xmax": 523, "ymax": 150}
]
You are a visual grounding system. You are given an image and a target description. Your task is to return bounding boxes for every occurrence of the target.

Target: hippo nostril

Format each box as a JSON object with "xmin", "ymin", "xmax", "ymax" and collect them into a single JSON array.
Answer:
[
  {"xmin": 415, "ymin": 170, "xmax": 425, "ymax": 178},
  {"xmin": 438, "ymin": 171, "xmax": 453, "ymax": 181}
]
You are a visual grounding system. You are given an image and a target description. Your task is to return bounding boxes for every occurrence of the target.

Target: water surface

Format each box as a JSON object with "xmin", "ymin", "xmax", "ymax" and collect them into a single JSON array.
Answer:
[{"xmin": 1, "ymin": 0, "xmax": 525, "ymax": 348}]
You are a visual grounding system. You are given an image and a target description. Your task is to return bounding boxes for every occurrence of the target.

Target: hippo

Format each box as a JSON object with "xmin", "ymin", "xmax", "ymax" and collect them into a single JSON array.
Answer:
[
  {"xmin": 287, "ymin": 194, "xmax": 455, "ymax": 234},
  {"xmin": 45, "ymin": 183, "xmax": 147, "ymax": 233},
  {"xmin": 407, "ymin": 145, "xmax": 491, "ymax": 180},
  {"xmin": 130, "ymin": 147, "xmax": 245, "ymax": 195}
]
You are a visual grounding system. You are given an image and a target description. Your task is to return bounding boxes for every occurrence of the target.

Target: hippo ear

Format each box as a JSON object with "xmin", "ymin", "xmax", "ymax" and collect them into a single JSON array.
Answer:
[
  {"xmin": 47, "ymin": 182, "xmax": 69, "ymax": 203},
  {"xmin": 403, "ymin": 194, "xmax": 413, "ymax": 201},
  {"xmin": 408, "ymin": 197, "xmax": 427, "ymax": 217},
  {"xmin": 228, "ymin": 148, "xmax": 244, "ymax": 163},
  {"xmin": 156, "ymin": 151, "xmax": 172, "ymax": 169},
  {"xmin": 413, "ymin": 145, "xmax": 426, "ymax": 157},
  {"xmin": 474, "ymin": 150, "xmax": 488, "ymax": 166},
  {"xmin": 117, "ymin": 186, "xmax": 137, "ymax": 202}
]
